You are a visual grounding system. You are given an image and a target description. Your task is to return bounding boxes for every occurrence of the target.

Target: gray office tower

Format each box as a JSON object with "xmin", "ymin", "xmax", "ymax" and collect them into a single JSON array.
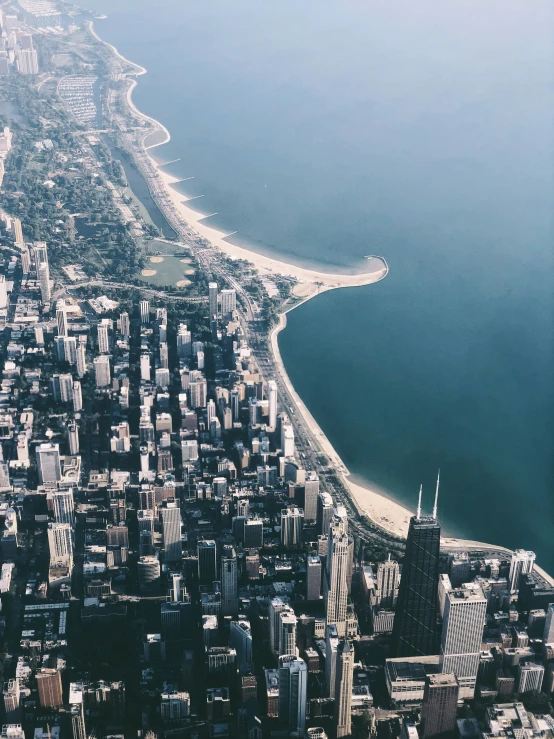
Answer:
[
  {"xmin": 306, "ymin": 554, "xmax": 322, "ymax": 601},
  {"xmin": 317, "ymin": 492, "xmax": 334, "ymax": 536},
  {"xmin": 391, "ymin": 484, "xmax": 441, "ymax": 657},
  {"xmin": 296, "ymin": 472, "xmax": 319, "ymax": 523},
  {"xmin": 278, "ymin": 655, "xmax": 307, "ymax": 736},
  {"xmin": 160, "ymin": 499, "xmax": 181, "ymax": 564},
  {"xmin": 421, "ymin": 673, "xmax": 459, "ymax": 738},
  {"xmin": 221, "ymin": 545, "xmax": 238, "ymax": 616},
  {"xmin": 335, "ymin": 640, "xmax": 354, "ymax": 738}
]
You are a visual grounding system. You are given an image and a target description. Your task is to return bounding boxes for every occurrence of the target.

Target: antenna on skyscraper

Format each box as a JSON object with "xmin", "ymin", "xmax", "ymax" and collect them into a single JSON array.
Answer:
[
  {"xmin": 433, "ymin": 468, "xmax": 440, "ymax": 519},
  {"xmin": 417, "ymin": 484, "xmax": 422, "ymax": 519}
]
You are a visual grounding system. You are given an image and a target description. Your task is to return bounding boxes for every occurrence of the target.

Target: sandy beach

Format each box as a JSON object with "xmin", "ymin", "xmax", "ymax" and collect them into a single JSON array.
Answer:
[
  {"xmin": 154, "ymin": 167, "xmax": 389, "ymax": 290},
  {"xmin": 89, "ymin": 21, "xmax": 388, "ymax": 290}
]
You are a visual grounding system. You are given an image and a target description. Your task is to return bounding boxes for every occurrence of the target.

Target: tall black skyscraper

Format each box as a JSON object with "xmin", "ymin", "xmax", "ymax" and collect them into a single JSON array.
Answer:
[{"xmin": 391, "ymin": 480, "xmax": 441, "ymax": 657}]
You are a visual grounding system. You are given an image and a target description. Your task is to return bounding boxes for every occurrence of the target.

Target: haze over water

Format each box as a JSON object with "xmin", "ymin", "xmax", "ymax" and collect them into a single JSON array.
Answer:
[{"xmin": 87, "ymin": 0, "xmax": 554, "ymax": 569}]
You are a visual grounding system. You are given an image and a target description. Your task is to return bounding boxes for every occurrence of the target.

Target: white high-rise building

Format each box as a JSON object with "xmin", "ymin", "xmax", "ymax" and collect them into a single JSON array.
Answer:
[
  {"xmin": 34, "ymin": 325, "xmax": 44, "ymax": 346},
  {"xmin": 177, "ymin": 323, "xmax": 192, "ymax": 358},
  {"xmin": 303, "ymin": 472, "xmax": 319, "ymax": 523},
  {"xmin": 160, "ymin": 692, "xmax": 190, "ymax": 721},
  {"xmin": 281, "ymin": 423, "xmax": 295, "ymax": 458},
  {"xmin": 248, "ymin": 397, "xmax": 258, "ymax": 426},
  {"xmin": 160, "ymin": 341, "xmax": 169, "ymax": 368},
  {"xmin": 324, "ymin": 521, "xmax": 350, "ymax": 637},
  {"xmin": 278, "ymin": 609, "xmax": 297, "ymax": 657},
  {"xmin": 0, "ymin": 126, "xmax": 11, "ymax": 155},
  {"xmin": 47, "ymin": 522, "xmax": 73, "ymax": 562},
  {"xmin": 140, "ymin": 300, "xmax": 150, "ymax": 324},
  {"xmin": 119, "ymin": 311, "xmax": 130, "ymax": 339},
  {"xmin": 155, "ymin": 367, "xmax": 170, "ymax": 388},
  {"xmin": 509, "ymin": 550, "xmax": 536, "ymax": 592},
  {"xmin": 0, "ymin": 274, "xmax": 8, "ymax": 310},
  {"xmin": 38, "ymin": 262, "xmax": 50, "ymax": 304},
  {"xmin": 268, "ymin": 380, "xmax": 278, "ymax": 430},
  {"xmin": 63, "ymin": 337, "xmax": 77, "ymax": 365},
  {"xmin": 76, "ymin": 344, "xmax": 87, "ymax": 378},
  {"xmin": 335, "ymin": 640, "xmax": 354, "ymax": 738},
  {"xmin": 160, "ymin": 500, "xmax": 181, "ymax": 563},
  {"xmin": 220, "ymin": 288, "xmax": 236, "ymax": 317},
  {"xmin": 231, "ymin": 389, "xmax": 240, "ymax": 421},
  {"xmin": 16, "ymin": 48, "xmax": 39, "ymax": 74},
  {"xmin": 333, "ymin": 505, "xmax": 348, "ymax": 534},
  {"xmin": 56, "ymin": 373, "xmax": 73, "ymax": 403},
  {"xmin": 221, "ymin": 545, "xmax": 238, "ymax": 616},
  {"xmin": 229, "ymin": 618, "xmax": 252, "ymax": 665},
  {"xmin": 269, "ymin": 597, "xmax": 291, "ymax": 654},
  {"xmin": 97, "ymin": 323, "xmax": 109, "ymax": 354},
  {"xmin": 21, "ymin": 246, "xmax": 31, "ymax": 274},
  {"xmin": 16, "ymin": 434, "xmax": 28, "ymax": 464},
  {"xmin": 438, "ymin": 574, "xmax": 453, "ymax": 617},
  {"xmin": 52, "ymin": 490, "xmax": 74, "ymax": 525},
  {"xmin": 36, "ymin": 443, "xmax": 61, "ymax": 485},
  {"xmin": 56, "ymin": 307, "xmax": 68, "ymax": 337},
  {"xmin": 69, "ymin": 683, "xmax": 86, "ymax": 739},
  {"xmin": 317, "ymin": 491, "xmax": 334, "ymax": 536},
  {"xmin": 140, "ymin": 353, "xmax": 151, "ymax": 382},
  {"xmin": 208, "ymin": 282, "xmax": 218, "ymax": 319},
  {"xmin": 72, "ymin": 382, "xmax": 82, "ymax": 412},
  {"xmin": 32, "ymin": 242, "xmax": 49, "ymax": 272},
  {"xmin": 377, "ymin": 555, "xmax": 400, "ymax": 608},
  {"xmin": 68, "ymin": 423, "xmax": 79, "ymax": 455},
  {"xmin": 190, "ymin": 375, "xmax": 207, "ymax": 408},
  {"xmin": 12, "ymin": 218, "xmax": 24, "ymax": 246},
  {"xmin": 94, "ymin": 356, "xmax": 111, "ymax": 388},
  {"xmin": 518, "ymin": 663, "xmax": 544, "ymax": 694},
  {"xmin": 139, "ymin": 447, "xmax": 150, "ymax": 478},
  {"xmin": 306, "ymin": 554, "xmax": 322, "ymax": 601},
  {"xmin": 440, "ymin": 585, "xmax": 487, "ymax": 699},
  {"xmin": 207, "ymin": 399, "xmax": 217, "ymax": 426},
  {"xmin": 325, "ymin": 624, "xmax": 339, "ymax": 698},
  {"xmin": 280, "ymin": 506, "xmax": 303, "ymax": 549},
  {"xmin": 0, "ymin": 464, "xmax": 11, "ymax": 492},
  {"xmin": 33, "ymin": 243, "xmax": 50, "ymax": 303},
  {"xmin": 3, "ymin": 678, "xmax": 20, "ymax": 722},
  {"xmin": 181, "ymin": 439, "xmax": 198, "ymax": 463},
  {"xmin": 278, "ymin": 655, "xmax": 307, "ymax": 736}
]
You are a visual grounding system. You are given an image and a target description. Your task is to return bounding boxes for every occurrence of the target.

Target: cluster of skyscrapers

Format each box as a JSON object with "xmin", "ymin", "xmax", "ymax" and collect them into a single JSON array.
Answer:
[
  {"xmin": 0, "ymin": 213, "xmax": 552, "ymax": 739},
  {"xmin": 0, "ymin": 12, "xmax": 39, "ymax": 76}
]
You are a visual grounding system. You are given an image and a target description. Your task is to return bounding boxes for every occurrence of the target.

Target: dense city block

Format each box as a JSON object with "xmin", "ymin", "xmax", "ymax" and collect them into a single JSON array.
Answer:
[{"xmin": 0, "ymin": 4, "xmax": 552, "ymax": 739}]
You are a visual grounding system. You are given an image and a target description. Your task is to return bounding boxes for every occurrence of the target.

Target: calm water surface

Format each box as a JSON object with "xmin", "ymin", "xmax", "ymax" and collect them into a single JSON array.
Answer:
[{"xmin": 86, "ymin": 0, "xmax": 554, "ymax": 569}]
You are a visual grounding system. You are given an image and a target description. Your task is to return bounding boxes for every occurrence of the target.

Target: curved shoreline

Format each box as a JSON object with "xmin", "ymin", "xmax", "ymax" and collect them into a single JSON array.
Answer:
[
  {"xmin": 86, "ymin": 20, "xmax": 554, "ymax": 579},
  {"xmin": 89, "ymin": 18, "xmax": 391, "ymax": 288},
  {"xmin": 270, "ymin": 294, "xmax": 414, "ymax": 540},
  {"xmin": 88, "ymin": 21, "xmax": 171, "ymax": 150}
]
